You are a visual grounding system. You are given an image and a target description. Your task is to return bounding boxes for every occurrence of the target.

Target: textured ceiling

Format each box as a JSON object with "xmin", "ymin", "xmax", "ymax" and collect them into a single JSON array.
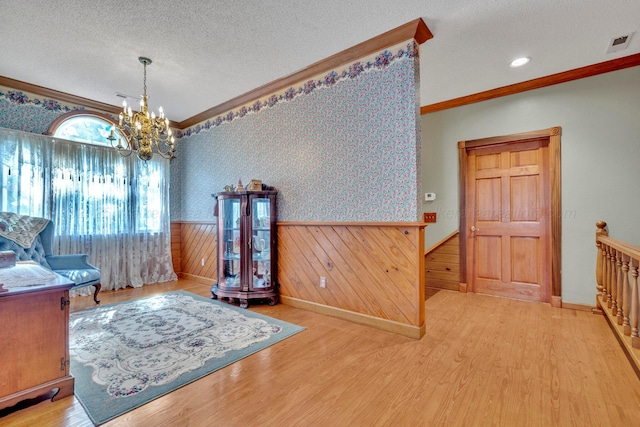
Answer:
[{"xmin": 1, "ymin": 0, "xmax": 639, "ymax": 123}]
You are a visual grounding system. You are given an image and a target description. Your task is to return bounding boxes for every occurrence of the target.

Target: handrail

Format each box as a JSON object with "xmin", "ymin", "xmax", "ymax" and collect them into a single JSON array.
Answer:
[
  {"xmin": 598, "ymin": 235, "xmax": 640, "ymax": 258},
  {"xmin": 595, "ymin": 221, "xmax": 640, "ymax": 366}
]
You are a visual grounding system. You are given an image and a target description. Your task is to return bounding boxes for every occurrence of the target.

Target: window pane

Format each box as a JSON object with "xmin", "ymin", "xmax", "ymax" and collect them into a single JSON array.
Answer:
[{"xmin": 53, "ymin": 116, "xmax": 123, "ymax": 146}]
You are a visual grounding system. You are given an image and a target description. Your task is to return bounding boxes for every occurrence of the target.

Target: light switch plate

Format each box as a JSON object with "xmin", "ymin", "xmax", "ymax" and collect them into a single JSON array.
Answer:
[{"xmin": 423, "ymin": 212, "xmax": 437, "ymax": 223}]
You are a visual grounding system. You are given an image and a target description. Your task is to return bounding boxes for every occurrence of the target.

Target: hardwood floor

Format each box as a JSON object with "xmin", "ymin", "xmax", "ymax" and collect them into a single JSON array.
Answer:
[{"xmin": 2, "ymin": 279, "xmax": 640, "ymax": 426}]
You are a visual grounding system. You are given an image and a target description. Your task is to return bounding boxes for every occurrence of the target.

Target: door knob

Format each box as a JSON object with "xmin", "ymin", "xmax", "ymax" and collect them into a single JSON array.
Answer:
[{"xmin": 471, "ymin": 226, "xmax": 478, "ymax": 232}]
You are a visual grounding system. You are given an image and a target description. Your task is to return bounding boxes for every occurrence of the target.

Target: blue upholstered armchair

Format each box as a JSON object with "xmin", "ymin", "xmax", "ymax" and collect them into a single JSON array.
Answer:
[{"xmin": 0, "ymin": 219, "xmax": 101, "ymax": 304}]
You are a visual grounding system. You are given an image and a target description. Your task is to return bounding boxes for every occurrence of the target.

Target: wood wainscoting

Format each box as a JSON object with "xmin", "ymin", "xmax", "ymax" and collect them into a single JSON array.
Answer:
[
  {"xmin": 171, "ymin": 221, "xmax": 218, "ymax": 284},
  {"xmin": 171, "ymin": 220, "xmax": 427, "ymax": 338},
  {"xmin": 278, "ymin": 222, "xmax": 426, "ymax": 339},
  {"xmin": 424, "ymin": 231, "xmax": 460, "ymax": 293}
]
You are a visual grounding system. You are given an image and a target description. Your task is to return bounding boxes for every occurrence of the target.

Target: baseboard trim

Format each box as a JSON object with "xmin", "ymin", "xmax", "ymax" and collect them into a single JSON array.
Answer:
[
  {"xmin": 280, "ymin": 295, "xmax": 425, "ymax": 339},
  {"xmin": 561, "ymin": 301, "xmax": 595, "ymax": 312},
  {"xmin": 458, "ymin": 282, "xmax": 468, "ymax": 293},
  {"xmin": 550, "ymin": 295, "xmax": 562, "ymax": 308},
  {"xmin": 179, "ymin": 272, "xmax": 215, "ymax": 285}
]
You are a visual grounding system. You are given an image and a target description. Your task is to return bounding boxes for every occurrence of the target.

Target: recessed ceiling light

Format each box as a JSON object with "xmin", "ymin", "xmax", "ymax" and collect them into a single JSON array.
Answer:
[{"xmin": 510, "ymin": 57, "xmax": 531, "ymax": 68}]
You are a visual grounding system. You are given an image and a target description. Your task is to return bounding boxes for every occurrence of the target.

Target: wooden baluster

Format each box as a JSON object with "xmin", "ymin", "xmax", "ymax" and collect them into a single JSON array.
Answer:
[
  {"xmin": 608, "ymin": 247, "xmax": 615, "ymax": 309},
  {"xmin": 622, "ymin": 254, "xmax": 631, "ymax": 333},
  {"xmin": 603, "ymin": 245, "xmax": 610, "ymax": 302},
  {"xmin": 631, "ymin": 259, "xmax": 639, "ymax": 348},
  {"xmin": 604, "ymin": 245, "xmax": 611, "ymax": 304},
  {"xmin": 614, "ymin": 251, "xmax": 622, "ymax": 317},
  {"xmin": 595, "ymin": 221, "xmax": 607, "ymax": 297},
  {"xmin": 616, "ymin": 253, "xmax": 626, "ymax": 324},
  {"xmin": 612, "ymin": 248, "xmax": 618, "ymax": 309}
]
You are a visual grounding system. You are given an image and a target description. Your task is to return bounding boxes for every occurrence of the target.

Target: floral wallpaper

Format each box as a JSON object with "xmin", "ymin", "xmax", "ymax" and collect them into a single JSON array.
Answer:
[
  {"xmin": 172, "ymin": 41, "xmax": 421, "ymax": 222},
  {"xmin": 0, "ymin": 40, "xmax": 423, "ymax": 224},
  {"xmin": 178, "ymin": 42, "xmax": 419, "ymax": 138},
  {"xmin": 0, "ymin": 86, "xmax": 84, "ymax": 133}
]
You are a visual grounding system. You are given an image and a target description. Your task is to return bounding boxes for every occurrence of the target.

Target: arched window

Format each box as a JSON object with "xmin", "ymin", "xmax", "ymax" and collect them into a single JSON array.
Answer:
[{"xmin": 48, "ymin": 111, "xmax": 124, "ymax": 145}]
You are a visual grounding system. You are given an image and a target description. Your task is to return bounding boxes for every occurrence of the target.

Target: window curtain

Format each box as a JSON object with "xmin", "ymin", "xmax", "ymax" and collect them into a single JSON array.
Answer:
[{"xmin": 0, "ymin": 127, "xmax": 176, "ymax": 294}]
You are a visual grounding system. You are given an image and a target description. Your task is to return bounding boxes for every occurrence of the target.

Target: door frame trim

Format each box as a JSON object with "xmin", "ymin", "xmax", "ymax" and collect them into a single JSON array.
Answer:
[{"xmin": 457, "ymin": 126, "xmax": 562, "ymax": 307}]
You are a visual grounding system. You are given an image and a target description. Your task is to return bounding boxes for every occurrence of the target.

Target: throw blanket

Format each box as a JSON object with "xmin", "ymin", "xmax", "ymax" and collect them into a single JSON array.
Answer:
[
  {"xmin": 0, "ymin": 262, "xmax": 58, "ymax": 287},
  {"xmin": 0, "ymin": 212, "xmax": 50, "ymax": 248}
]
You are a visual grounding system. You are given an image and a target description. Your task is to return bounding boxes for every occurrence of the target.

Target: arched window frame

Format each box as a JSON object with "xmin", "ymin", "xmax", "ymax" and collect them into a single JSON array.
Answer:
[{"xmin": 47, "ymin": 110, "xmax": 128, "ymax": 146}]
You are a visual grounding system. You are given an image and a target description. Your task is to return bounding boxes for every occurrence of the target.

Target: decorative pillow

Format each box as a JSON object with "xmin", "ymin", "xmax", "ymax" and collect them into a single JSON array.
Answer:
[{"xmin": 0, "ymin": 234, "xmax": 50, "ymax": 269}]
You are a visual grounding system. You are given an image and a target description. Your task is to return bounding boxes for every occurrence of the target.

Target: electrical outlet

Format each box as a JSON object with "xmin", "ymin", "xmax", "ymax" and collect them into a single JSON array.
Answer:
[
  {"xmin": 319, "ymin": 276, "xmax": 326, "ymax": 288},
  {"xmin": 201, "ymin": 257, "xmax": 205, "ymax": 266}
]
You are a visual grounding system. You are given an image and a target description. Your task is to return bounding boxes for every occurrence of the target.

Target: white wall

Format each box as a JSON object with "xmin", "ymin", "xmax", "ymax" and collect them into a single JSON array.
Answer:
[{"xmin": 421, "ymin": 66, "xmax": 640, "ymax": 305}]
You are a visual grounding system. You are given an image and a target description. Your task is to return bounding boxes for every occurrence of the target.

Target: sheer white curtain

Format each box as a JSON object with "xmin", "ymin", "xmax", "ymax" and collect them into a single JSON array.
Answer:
[{"xmin": 0, "ymin": 127, "xmax": 176, "ymax": 293}]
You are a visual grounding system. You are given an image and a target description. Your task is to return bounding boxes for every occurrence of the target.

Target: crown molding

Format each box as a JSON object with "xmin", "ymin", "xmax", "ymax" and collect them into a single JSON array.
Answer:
[
  {"xmin": 178, "ymin": 18, "xmax": 432, "ymax": 129},
  {"xmin": 420, "ymin": 52, "xmax": 640, "ymax": 114},
  {"xmin": 0, "ymin": 75, "xmax": 122, "ymax": 115},
  {"xmin": 0, "ymin": 76, "xmax": 182, "ymax": 128},
  {"xmin": 0, "ymin": 75, "xmax": 181, "ymax": 128}
]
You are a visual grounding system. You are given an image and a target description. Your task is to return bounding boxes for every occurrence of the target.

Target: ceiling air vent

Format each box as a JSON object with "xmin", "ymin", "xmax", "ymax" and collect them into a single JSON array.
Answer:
[
  {"xmin": 606, "ymin": 32, "xmax": 634, "ymax": 54},
  {"xmin": 115, "ymin": 92, "xmax": 140, "ymax": 102}
]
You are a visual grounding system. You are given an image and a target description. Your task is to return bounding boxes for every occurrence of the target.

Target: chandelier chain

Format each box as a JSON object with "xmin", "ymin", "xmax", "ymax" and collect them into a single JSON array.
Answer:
[{"xmin": 143, "ymin": 62, "xmax": 147, "ymax": 97}]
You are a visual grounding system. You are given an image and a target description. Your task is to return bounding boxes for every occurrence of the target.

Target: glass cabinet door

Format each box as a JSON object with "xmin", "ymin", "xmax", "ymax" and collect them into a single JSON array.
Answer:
[
  {"xmin": 250, "ymin": 196, "xmax": 272, "ymax": 290},
  {"xmin": 218, "ymin": 197, "xmax": 241, "ymax": 289},
  {"xmin": 212, "ymin": 189, "xmax": 278, "ymax": 308}
]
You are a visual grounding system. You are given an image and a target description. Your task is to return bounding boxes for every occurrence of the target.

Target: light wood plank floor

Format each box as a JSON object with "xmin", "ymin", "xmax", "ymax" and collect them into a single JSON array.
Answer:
[{"xmin": 2, "ymin": 279, "xmax": 640, "ymax": 426}]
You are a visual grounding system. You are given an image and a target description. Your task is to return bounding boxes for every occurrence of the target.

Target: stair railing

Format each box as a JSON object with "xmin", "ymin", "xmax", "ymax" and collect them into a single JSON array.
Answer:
[{"xmin": 595, "ymin": 221, "xmax": 640, "ymax": 352}]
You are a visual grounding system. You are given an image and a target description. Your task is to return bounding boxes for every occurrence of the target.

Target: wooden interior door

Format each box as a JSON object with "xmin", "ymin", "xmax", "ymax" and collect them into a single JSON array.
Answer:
[{"xmin": 465, "ymin": 138, "xmax": 551, "ymax": 302}]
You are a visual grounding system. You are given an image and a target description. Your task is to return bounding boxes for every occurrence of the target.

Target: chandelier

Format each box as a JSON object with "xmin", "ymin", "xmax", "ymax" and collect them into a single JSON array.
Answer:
[{"xmin": 107, "ymin": 57, "xmax": 176, "ymax": 161}]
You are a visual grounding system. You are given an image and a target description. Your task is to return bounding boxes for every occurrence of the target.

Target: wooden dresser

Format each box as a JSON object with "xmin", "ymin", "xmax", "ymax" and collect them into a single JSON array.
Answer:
[{"xmin": 0, "ymin": 275, "xmax": 75, "ymax": 410}]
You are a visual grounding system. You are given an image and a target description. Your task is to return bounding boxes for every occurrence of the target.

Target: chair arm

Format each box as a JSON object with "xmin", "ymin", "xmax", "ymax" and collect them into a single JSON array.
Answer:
[{"xmin": 46, "ymin": 254, "xmax": 97, "ymax": 270}]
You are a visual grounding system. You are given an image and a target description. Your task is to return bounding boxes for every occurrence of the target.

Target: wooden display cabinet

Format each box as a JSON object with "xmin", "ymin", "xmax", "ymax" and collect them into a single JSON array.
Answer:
[{"xmin": 211, "ymin": 190, "xmax": 278, "ymax": 308}]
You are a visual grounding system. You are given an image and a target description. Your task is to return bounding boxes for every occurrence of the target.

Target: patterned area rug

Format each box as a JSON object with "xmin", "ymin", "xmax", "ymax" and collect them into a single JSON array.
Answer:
[{"xmin": 69, "ymin": 290, "xmax": 304, "ymax": 425}]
